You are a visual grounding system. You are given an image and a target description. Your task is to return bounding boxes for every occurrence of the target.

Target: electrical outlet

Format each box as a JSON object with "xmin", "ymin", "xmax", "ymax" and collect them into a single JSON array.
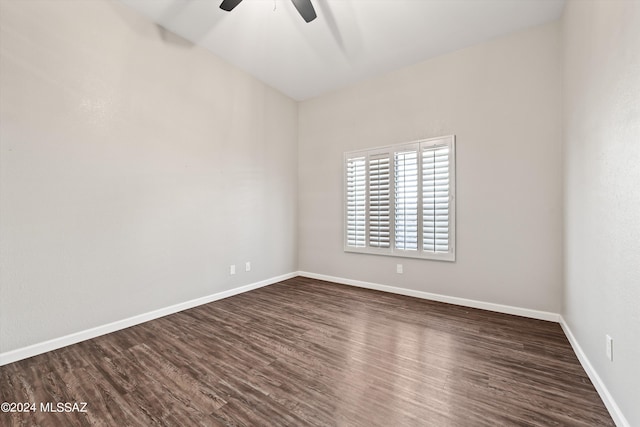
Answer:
[
  {"xmin": 230, "ymin": 264, "xmax": 236, "ymax": 275},
  {"xmin": 245, "ymin": 261, "xmax": 251, "ymax": 272},
  {"xmin": 396, "ymin": 264, "xmax": 403, "ymax": 274},
  {"xmin": 606, "ymin": 335, "xmax": 613, "ymax": 361}
]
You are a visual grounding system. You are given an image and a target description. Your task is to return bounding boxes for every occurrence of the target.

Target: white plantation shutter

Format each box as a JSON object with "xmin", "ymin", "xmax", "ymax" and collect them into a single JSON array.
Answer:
[
  {"xmin": 368, "ymin": 155, "xmax": 391, "ymax": 248},
  {"xmin": 344, "ymin": 136, "xmax": 455, "ymax": 261},
  {"xmin": 346, "ymin": 156, "xmax": 366, "ymax": 247},
  {"xmin": 423, "ymin": 145, "xmax": 450, "ymax": 253},
  {"xmin": 395, "ymin": 150, "xmax": 419, "ymax": 251}
]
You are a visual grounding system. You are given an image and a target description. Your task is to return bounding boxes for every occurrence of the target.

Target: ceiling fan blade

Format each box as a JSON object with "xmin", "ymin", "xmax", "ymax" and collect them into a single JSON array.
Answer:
[
  {"xmin": 220, "ymin": 0, "xmax": 243, "ymax": 12},
  {"xmin": 291, "ymin": 0, "xmax": 317, "ymax": 23}
]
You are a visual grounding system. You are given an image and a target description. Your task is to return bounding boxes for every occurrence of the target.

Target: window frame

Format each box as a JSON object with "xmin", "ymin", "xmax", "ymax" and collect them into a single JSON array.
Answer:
[{"xmin": 343, "ymin": 135, "xmax": 456, "ymax": 262}]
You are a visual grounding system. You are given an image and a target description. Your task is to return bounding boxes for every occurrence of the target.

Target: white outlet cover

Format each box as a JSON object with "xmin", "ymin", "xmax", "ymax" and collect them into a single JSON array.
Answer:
[
  {"xmin": 606, "ymin": 335, "xmax": 613, "ymax": 361},
  {"xmin": 245, "ymin": 262, "xmax": 251, "ymax": 272},
  {"xmin": 230, "ymin": 265, "xmax": 236, "ymax": 275}
]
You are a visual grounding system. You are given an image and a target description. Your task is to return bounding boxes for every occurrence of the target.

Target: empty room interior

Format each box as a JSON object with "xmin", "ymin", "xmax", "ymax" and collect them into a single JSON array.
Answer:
[{"xmin": 0, "ymin": 0, "xmax": 638, "ymax": 425}]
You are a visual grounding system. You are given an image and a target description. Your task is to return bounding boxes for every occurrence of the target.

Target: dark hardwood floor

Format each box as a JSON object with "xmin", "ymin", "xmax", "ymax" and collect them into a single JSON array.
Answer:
[{"xmin": 1, "ymin": 277, "xmax": 614, "ymax": 426}]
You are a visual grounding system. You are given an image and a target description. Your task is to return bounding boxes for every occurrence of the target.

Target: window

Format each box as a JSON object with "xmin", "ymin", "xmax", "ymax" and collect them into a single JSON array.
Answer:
[{"xmin": 344, "ymin": 135, "xmax": 455, "ymax": 261}]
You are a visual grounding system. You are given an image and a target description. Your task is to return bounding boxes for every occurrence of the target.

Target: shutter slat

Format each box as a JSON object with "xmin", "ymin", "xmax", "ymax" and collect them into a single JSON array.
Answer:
[
  {"xmin": 346, "ymin": 157, "xmax": 366, "ymax": 247},
  {"xmin": 422, "ymin": 145, "xmax": 450, "ymax": 253},
  {"xmin": 368, "ymin": 156, "xmax": 391, "ymax": 248},
  {"xmin": 395, "ymin": 150, "xmax": 419, "ymax": 251}
]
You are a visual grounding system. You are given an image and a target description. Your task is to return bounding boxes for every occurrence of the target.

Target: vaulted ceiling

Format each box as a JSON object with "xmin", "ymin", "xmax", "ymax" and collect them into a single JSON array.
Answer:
[{"xmin": 120, "ymin": 0, "xmax": 565, "ymax": 100}]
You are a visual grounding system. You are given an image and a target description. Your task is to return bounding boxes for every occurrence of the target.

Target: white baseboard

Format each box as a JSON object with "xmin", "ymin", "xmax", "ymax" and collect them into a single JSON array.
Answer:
[
  {"xmin": 297, "ymin": 271, "xmax": 560, "ymax": 322},
  {"xmin": 559, "ymin": 316, "xmax": 630, "ymax": 427},
  {"xmin": 0, "ymin": 272, "xmax": 297, "ymax": 367}
]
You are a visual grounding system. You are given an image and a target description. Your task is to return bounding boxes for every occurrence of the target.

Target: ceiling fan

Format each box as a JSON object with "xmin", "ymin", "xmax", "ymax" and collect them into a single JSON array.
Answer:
[{"xmin": 219, "ymin": 0, "xmax": 317, "ymax": 23}]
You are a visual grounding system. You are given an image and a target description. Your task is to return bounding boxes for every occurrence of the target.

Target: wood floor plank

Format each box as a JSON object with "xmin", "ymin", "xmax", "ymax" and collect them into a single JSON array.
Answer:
[{"xmin": 1, "ymin": 277, "xmax": 614, "ymax": 426}]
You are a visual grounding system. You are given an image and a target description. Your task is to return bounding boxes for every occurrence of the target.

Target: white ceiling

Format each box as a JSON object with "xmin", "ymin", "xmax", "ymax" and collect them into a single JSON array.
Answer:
[{"xmin": 119, "ymin": 0, "xmax": 565, "ymax": 101}]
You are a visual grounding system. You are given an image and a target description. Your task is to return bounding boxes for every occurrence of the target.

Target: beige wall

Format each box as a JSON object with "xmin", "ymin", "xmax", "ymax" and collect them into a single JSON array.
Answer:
[
  {"xmin": 563, "ymin": 1, "xmax": 640, "ymax": 425},
  {"xmin": 298, "ymin": 22, "xmax": 563, "ymax": 313},
  {"xmin": 0, "ymin": 0, "xmax": 298, "ymax": 353}
]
